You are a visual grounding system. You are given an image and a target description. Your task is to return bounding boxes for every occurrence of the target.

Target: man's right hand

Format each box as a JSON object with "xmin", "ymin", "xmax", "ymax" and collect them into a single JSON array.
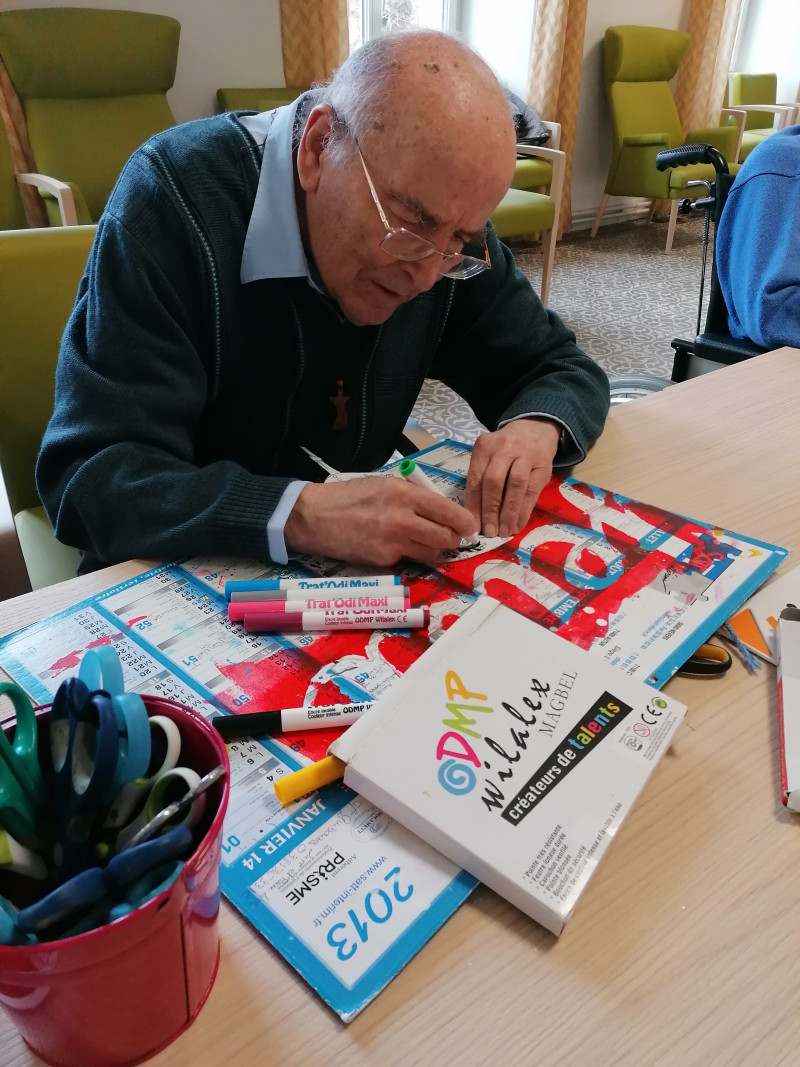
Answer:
[{"xmin": 283, "ymin": 476, "xmax": 477, "ymax": 567}]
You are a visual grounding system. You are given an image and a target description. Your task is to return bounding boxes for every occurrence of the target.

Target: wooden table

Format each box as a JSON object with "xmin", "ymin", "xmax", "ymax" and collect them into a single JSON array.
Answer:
[{"xmin": 2, "ymin": 349, "xmax": 799, "ymax": 1065}]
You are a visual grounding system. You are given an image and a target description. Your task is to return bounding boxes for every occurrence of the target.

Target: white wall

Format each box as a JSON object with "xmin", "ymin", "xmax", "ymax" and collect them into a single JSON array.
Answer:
[
  {"xmin": 5, "ymin": 0, "xmax": 284, "ymax": 122},
  {"xmin": 731, "ymin": 0, "xmax": 800, "ymax": 105}
]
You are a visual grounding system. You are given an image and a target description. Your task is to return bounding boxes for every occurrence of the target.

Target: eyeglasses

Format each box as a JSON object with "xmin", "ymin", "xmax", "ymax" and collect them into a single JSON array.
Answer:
[{"xmin": 355, "ymin": 145, "xmax": 491, "ymax": 281}]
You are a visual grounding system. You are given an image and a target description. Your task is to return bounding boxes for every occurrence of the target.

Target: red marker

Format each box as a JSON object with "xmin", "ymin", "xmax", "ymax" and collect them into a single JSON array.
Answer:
[
  {"xmin": 228, "ymin": 594, "xmax": 410, "ymax": 622},
  {"xmin": 244, "ymin": 607, "xmax": 430, "ymax": 633}
]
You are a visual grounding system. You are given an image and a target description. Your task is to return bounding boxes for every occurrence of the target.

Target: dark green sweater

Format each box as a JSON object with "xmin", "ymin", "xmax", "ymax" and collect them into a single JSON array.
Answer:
[{"xmin": 37, "ymin": 113, "xmax": 609, "ymax": 567}]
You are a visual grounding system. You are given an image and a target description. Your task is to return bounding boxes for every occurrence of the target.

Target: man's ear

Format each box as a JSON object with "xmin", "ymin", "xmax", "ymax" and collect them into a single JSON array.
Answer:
[{"xmin": 297, "ymin": 104, "xmax": 336, "ymax": 193}]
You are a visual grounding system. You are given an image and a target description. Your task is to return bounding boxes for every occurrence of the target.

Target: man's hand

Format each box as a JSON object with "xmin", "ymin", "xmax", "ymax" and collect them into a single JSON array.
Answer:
[
  {"xmin": 284, "ymin": 476, "xmax": 478, "ymax": 567},
  {"xmin": 464, "ymin": 418, "xmax": 561, "ymax": 538}
]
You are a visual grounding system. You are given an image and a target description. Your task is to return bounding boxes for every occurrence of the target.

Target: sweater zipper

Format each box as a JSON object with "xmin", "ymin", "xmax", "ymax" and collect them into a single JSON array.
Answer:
[{"xmin": 352, "ymin": 326, "xmax": 382, "ymax": 464}]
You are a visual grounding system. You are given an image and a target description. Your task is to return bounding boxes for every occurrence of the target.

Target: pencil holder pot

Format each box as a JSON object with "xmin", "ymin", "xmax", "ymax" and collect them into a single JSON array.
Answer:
[{"xmin": 0, "ymin": 695, "xmax": 230, "ymax": 1067}]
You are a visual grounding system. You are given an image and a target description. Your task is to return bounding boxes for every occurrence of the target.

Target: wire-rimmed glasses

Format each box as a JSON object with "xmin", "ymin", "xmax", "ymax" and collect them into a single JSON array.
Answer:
[{"xmin": 355, "ymin": 145, "xmax": 491, "ymax": 280}]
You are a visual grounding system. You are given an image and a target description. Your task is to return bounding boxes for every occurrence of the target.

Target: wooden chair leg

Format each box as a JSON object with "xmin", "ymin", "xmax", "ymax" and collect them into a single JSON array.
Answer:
[
  {"xmin": 590, "ymin": 194, "xmax": 608, "ymax": 237},
  {"xmin": 665, "ymin": 199, "xmax": 679, "ymax": 253},
  {"xmin": 539, "ymin": 224, "xmax": 557, "ymax": 306},
  {"xmin": 647, "ymin": 199, "xmax": 657, "ymax": 224}
]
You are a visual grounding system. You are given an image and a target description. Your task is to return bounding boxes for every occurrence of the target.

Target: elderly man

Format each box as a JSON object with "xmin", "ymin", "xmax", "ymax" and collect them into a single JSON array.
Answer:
[{"xmin": 37, "ymin": 30, "xmax": 609, "ymax": 573}]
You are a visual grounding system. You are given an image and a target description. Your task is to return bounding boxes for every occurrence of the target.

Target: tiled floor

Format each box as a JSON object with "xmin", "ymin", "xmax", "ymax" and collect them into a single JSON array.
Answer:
[{"xmin": 412, "ymin": 213, "xmax": 709, "ymax": 442}]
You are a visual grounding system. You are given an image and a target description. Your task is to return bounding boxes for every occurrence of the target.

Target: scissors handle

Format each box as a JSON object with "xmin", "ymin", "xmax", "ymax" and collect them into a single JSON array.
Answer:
[
  {"xmin": 78, "ymin": 647, "xmax": 125, "ymax": 696},
  {"xmin": 102, "ymin": 715, "xmax": 182, "ymax": 830},
  {"xmin": 78, "ymin": 649, "xmax": 151, "ymax": 792},
  {"xmin": 0, "ymin": 682, "xmax": 45, "ymax": 803},
  {"xmin": 51, "ymin": 683, "xmax": 121, "ymax": 877}
]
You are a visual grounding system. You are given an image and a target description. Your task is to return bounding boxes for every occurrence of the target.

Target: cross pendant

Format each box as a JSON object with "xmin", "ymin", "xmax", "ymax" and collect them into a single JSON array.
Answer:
[{"xmin": 330, "ymin": 378, "xmax": 349, "ymax": 431}]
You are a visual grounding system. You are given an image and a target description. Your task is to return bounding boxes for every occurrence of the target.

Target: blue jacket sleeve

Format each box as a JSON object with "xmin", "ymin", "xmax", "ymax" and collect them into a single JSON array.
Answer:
[{"xmin": 716, "ymin": 141, "xmax": 800, "ymax": 349}]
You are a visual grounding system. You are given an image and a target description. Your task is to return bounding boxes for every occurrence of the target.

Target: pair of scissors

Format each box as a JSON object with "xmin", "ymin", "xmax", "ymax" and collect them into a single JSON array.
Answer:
[
  {"xmin": 78, "ymin": 648, "xmax": 151, "ymax": 793},
  {"xmin": 49, "ymin": 676, "xmax": 121, "ymax": 878},
  {"xmin": 0, "ymin": 682, "xmax": 46, "ymax": 845},
  {"xmin": 14, "ymin": 824, "xmax": 193, "ymax": 942},
  {"xmin": 102, "ymin": 714, "xmax": 183, "ymax": 834},
  {"xmin": 114, "ymin": 763, "xmax": 214, "ymax": 851},
  {"xmin": 678, "ymin": 642, "xmax": 733, "ymax": 677},
  {"xmin": 0, "ymin": 894, "xmax": 35, "ymax": 946},
  {"xmin": 122, "ymin": 765, "xmax": 225, "ymax": 850}
]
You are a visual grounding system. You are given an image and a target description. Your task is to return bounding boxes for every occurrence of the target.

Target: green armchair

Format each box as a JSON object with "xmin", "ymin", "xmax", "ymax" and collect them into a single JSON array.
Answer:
[
  {"xmin": 592, "ymin": 25, "xmax": 741, "ymax": 252},
  {"xmin": 728, "ymin": 73, "xmax": 796, "ymax": 161},
  {"xmin": 0, "ymin": 225, "xmax": 96, "ymax": 597},
  {"xmin": 491, "ymin": 142, "xmax": 565, "ymax": 306},
  {"xmin": 0, "ymin": 7, "xmax": 180, "ymax": 226}
]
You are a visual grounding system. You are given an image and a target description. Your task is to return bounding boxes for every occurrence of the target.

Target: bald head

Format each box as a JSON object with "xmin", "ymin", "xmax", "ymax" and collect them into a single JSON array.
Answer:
[{"xmin": 305, "ymin": 30, "xmax": 516, "ymax": 178}]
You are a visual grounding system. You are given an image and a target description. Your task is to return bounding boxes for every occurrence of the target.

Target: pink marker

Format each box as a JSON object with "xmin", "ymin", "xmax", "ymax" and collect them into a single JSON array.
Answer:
[
  {"xmin": 228, "ymin": 594, "xmax": 411, "ymax": 622},
  {"xmin": 244, "ymin": 607, "xmax": 430, "ymax": 633},
  {"xmin": 229, "ymin": 583, "xmax": 408, "ymax": 604}
]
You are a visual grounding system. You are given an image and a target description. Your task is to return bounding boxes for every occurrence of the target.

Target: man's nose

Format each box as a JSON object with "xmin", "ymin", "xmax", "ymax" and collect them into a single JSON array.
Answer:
[{"xmin": 403, "ymin": 254, "xmax": 442, "ymax": 293}]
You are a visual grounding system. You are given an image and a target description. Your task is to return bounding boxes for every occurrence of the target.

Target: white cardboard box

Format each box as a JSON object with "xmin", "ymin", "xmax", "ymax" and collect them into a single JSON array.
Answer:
[{"xmin": 331, "ymin": 597, "xmax": 686, "ymax": 934}]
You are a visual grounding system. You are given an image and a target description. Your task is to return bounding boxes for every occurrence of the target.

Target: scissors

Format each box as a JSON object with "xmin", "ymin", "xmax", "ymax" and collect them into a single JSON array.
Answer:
[
  {"xmin": 0, "ymin": 894, "xmax": 36, "ymax": 946},
  {"xmin": 122, "ymin": 765, "xmax": 225, "ymax": 851},
  {"xmin": 677, "ymin": 642, "xmax": 733, "ymax": 677},
  {"xmin": 78, "ymin": 648, "xmax": 151, "ymax": 793},
  {"xmin": 16, "ymin": 824, "xmax": 193, "ymax": 941},
  {"xmin": 102, "ymin": 714, "xmax": 182, "ymax": 833},
  {"xmin": 0, "ymin": 682, "xmax": 46, "ymax": 844},
  {"xmin": 115, "ymin": 764, "xmax": 208, "ymax": 850},
  {"xmin": 49, "ymin": 676, "xmax": 121, "ymax": 878}
]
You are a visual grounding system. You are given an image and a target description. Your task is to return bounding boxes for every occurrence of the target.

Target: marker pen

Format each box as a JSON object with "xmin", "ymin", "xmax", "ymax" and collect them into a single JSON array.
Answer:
[
  {"xmin": 274, "ymin": 755, "xmax": 346, "ymax": 805},
  {"xmin": 398, "ymin": 458, "xmax": 480, "ymax": 547},
  {"xmin": 244, "ymin": 606, "xmax": 430, "ymax": 633},
  {"xmin": 225, "ymin": 575, "xmax": 402, "ymax": 599},
  {"xmin": 213, "ymin": 702, "xmax": 374, "ymax": 740},
  {"xmin": 398, "ymin": 457, "xmax": 441, "ymax": 493},
  {"xmin": 229, "ymin": 583, "xmax": 408, "ymax": 603},
  {"xmin": 228, "ymin": 594, "xmax": 410, "ymax": 622}
]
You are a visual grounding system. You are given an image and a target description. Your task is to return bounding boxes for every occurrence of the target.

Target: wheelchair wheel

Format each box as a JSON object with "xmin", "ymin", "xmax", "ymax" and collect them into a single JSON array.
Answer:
[{"xmin": 608, "ymin": 374, "xmax": 673, "ymax": 405}]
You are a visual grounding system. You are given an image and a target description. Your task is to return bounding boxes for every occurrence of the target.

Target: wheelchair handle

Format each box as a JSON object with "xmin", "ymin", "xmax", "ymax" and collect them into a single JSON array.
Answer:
[{"xmin": 655, "ymin": 143, "xmax": 729, "ymax": 174}]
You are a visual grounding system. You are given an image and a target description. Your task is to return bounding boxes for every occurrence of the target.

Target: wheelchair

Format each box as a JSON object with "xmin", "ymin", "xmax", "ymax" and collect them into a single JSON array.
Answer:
[
  {"xmin": 656, "ymin": 142, "xmax": 766, "ymax": 381},
  {"xmin": 608, "ymin": 142, "xmax": 766, "ymax": 403}
]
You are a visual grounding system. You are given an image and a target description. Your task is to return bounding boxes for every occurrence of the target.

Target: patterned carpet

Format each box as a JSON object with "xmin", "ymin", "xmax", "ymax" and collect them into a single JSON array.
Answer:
[{"xmin": 411, "ymin": 213, "xmax": 710, "ymax": 442}]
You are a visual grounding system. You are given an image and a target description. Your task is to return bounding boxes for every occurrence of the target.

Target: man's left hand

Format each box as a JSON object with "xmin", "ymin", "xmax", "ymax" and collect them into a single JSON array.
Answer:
[{"xmin": 464, "ymin": 418, "xmax": 561, "ymax": 538}]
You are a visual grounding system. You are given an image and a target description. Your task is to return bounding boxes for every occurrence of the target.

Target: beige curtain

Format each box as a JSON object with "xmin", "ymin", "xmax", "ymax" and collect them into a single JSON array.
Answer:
[
  {"xmin": 279, "ymin": 0, "xmax": 349, "ymax": 87},
  {"xmin": 673, "ymin": 0, "xmax": 745, "ymax": 132},
  {"xmin": 0, "ymin": 52, "xmax": 47, "ymax": 227},
  {"xmin": 525, "ymin": 0, "xmax": 589, "ymax": 236}
]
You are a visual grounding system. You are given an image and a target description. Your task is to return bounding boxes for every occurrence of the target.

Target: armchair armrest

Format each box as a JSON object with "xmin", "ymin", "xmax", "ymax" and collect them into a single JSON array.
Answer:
[
  {"xmin": 720, "ymin": 108, "xmax": 747, "ymax": 162},
  {"xmin": 622, "ymin": 133, "xmax": 669, "ymax": 147},
  {"xmin": 16, "ymin": 173, "xmax": 78, "ymax": 226},
  {"xmin": 731, "ymin": 103, "xmax": 797, "ymax": 129},
  {"xmin": 686, "ymin": 124, "xmax": 738, "ymax": 162},
  {"xmin": 541, "ymin": 120, "xmax": 561, "ymax": 149},
  {"xmin": 514, "ymin": 144, "xmax": 566, "ymax": 218}
]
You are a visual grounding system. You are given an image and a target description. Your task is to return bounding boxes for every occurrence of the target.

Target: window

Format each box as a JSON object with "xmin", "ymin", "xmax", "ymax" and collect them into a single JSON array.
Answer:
[
  {"xmin": 731, "ymin": 0, "xmax": 800, "ymax": 105},
  {"xmin": 348, "ymin": 0, "xmax": 461, "ymax": 53}
]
